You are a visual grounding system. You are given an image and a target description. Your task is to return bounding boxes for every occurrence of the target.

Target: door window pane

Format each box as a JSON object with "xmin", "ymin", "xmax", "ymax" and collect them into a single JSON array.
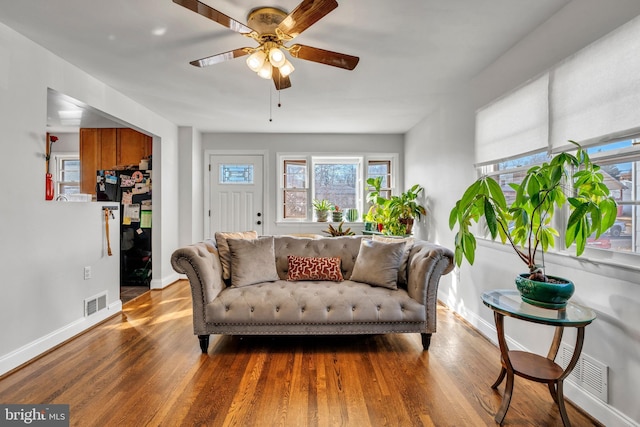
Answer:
[{"xmin": 219, "ymin": 164, "xmax": 253, "ymax": 184}]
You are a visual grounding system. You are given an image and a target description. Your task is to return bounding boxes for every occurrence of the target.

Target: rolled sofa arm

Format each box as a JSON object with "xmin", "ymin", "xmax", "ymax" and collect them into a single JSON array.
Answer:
[
  {"xmin": 406, "ymin": 241, "xmax": 454, "ymax": 333},
  {"xmin": 171, "ymin": 241, "xmax": 225, "ymax": 335}
]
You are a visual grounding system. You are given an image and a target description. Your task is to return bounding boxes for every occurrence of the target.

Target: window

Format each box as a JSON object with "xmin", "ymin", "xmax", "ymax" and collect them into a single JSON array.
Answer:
[
  {"xmin": 480, "ymin": 151, "xmax": 549, "ymax": 206},
  {"xmin": 283, "ymin": 159, "xmax": 307, "ymax": 219},
  {"xmin": 55, "ymin": 154, "xmax": 80, "ymax": 198},
  {"xmin": 313, "ymin": 157, "xmax": 359, "ymax": 212},
  {"xmin": 278, "ymin": 154, "xmax": 397, "ymax": 221},
  {"xmin": 479, "ymin": 140, "xmax": 640, "ymax": 257},
  {"xmin": 583, "ymin": 139, "xmax": 640, "ymax": 255},
  {"xmin": 367, "ymin": 160, "xmax": 392, "ymax": 200}
]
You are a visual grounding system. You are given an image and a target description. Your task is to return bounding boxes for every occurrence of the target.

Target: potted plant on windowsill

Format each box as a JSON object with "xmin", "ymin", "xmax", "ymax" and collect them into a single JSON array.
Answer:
[
  {"xmin": 387, "ymin": 184, "xmax": 426, "ymax": 235},
  {"xmin": 312, "ymin": 199, "xmax": 333, "ymax": 222},
  {"xmin": 364, "ymin": 177, "xmax": 388, "ymax": 232},
  {"xmin": 449, "ymin": 141, "xmax": 618, "ymax": 308},
  {"xmin": 331, "ymin": 205, "xmax": 343, "ymax": 222}
]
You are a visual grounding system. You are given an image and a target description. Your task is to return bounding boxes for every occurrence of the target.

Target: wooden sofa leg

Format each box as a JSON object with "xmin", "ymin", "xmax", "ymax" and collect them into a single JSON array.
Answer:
[
  {"xmin": 421, "ymin": 333, "xmax": 432, "ymax": 350},
  {"xmin": 198, "ymin": 335, "xmax": 210, "ymax": 353}
]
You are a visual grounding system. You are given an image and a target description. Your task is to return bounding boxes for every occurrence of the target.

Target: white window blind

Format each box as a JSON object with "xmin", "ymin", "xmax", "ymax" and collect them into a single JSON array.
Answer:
[
  {"xmin": 475, "ymin": 73, "xmax": 549, "ymax": 165},
  {"xmin": 550, "ymin": 15, "xmax": 640, "ymax": 151}
]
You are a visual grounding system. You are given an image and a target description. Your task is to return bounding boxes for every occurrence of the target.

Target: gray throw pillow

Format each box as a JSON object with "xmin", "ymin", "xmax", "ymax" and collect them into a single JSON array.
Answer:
[
  {"xmin": 214, "ymin": 230, "xmax": 258, "ymax": 280},
  {"xmin": 350, "ymin": 239, "xmax": 406, "ymax": 289},
  {"xmin": 372, "ymin": 235, "xmax": 415, "ymax": 285},
  {"xmin": 227, "ymin": 236, "xmax": 279, "ymax": 287}
]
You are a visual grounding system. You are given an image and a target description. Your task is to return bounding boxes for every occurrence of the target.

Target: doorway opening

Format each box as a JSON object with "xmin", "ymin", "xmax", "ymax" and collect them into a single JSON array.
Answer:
[{"xmin": 46, "ymin": 88, "xmax": 154, "ymax": 304}]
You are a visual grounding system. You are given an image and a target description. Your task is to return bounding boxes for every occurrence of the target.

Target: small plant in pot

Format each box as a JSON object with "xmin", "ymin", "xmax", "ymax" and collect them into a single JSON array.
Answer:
[
  {"xmin": 331, "ymin": 205, "xmax": 343, "ymax": 222},
  {"xmin": 312, "ymin": 199, "xmax": 333, "ymax": 222},
  {"xmin": 449, "ymin": 141, "xmax": 618, "ymax": 309}
]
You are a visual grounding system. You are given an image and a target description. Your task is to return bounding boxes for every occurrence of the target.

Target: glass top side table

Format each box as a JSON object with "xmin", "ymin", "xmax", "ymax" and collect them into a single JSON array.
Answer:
[{"xmin": 481, "ymin": 289, "xmax": 596, "ymax": 426}]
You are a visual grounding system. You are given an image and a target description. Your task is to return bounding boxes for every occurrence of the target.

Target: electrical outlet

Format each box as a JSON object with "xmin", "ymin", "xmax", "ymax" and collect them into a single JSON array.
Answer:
[{"xmin": 84, "ymin": 266, "xmax": 92, "ymax": 280}]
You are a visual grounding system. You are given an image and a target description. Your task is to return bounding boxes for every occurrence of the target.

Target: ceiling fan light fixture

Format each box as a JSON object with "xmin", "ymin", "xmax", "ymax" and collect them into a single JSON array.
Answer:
[
  {"xmin": 268, "ymin": 47, "xmax": 286, "ymax": 68},
  {"xmin": 279, "ymin": 60, "xmax": 295, "ymax": 77},
  {"xmin": 257, "ymin": 61, "xmax": 273, "ymax": 79},
  {"xmin": 246, "ymin": 50, "xmax": 267, "ymax": 72}
]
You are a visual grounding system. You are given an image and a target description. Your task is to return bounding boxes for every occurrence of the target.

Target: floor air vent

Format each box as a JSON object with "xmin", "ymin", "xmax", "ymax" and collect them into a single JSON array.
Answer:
[
  {"xmin": 559, "ymin": 343, "xmax": 608, "ymax": 403},
  {"xmin": 85, "ymin": 292, "xmax": 108, "ymax": 317}
]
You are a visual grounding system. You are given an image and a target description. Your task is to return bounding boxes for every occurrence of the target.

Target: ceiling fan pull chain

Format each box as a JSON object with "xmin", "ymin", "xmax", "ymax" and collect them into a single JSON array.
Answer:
[{"xmin": 269, "ymin": 84, "xmax": 273, "ymax": 122}]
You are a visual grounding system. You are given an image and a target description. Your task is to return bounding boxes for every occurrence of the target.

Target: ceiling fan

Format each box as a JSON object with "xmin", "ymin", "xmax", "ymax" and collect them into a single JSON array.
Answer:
[{"xmin": 172, "ymin": 0, "xmax": 360, "ymax": 90}]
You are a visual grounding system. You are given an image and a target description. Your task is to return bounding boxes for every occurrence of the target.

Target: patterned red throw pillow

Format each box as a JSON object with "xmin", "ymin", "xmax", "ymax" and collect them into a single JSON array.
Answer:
[{"xmin": 287, "ymin": 255, "xmax": 344, "ymax": 282}]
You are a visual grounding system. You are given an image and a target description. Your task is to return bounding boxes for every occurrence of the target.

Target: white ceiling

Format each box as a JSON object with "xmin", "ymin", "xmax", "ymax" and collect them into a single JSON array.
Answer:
[{"xmin": 0, "ymin": 0, "xmax": 573, "ymax": 134}]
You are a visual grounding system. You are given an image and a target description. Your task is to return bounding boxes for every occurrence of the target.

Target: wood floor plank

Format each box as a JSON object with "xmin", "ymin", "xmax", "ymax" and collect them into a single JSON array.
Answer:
[{"xmin": 0, "ymin": 280, "xmax": 601, "ymax": 426}]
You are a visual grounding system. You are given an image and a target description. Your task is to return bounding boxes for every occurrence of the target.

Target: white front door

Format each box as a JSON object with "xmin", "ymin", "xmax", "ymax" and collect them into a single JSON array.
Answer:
[{"xmin": 209, "ymin": 154, "xmax": 264, "ymax": 235}]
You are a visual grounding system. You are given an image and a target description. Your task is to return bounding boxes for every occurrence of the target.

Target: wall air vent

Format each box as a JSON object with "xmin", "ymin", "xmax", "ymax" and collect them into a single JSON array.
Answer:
[
  {"xmin": 84, "ymin": 291, "xmax": 108, "ymax": 317},
  {"xmin": 559, "ymin": 343, "xmax": 608, "ymax": 403}
]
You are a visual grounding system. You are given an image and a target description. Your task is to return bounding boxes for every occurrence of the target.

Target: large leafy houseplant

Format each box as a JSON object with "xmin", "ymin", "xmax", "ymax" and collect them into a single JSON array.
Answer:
[
  {"xmin": 449, "ymin": 142, "xmax": 617, "ymax": 302},
  {"xmin": 365, "ymin": 178, "xmax": 427, "ymax": 235},
  {"xmin": 387, "ymin": 184, "xmax": 426, "ymax": 235}
]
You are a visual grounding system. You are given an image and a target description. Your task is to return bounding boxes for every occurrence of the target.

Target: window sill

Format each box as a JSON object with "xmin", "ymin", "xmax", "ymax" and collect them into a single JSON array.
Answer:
[
  {"xmin": 276, "ymin": 221, "xmax": 363, "ymax": 225},
  {"xmin": 476, "ymin": 237, "xmax": 640, "ymax": 281}
]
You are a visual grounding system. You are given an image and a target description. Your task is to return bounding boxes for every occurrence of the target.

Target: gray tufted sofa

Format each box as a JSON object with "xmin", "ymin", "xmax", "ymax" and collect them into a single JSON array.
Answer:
[{"xmin": 171, "ymin": 235, "xmax": 454, "ymax": 353}]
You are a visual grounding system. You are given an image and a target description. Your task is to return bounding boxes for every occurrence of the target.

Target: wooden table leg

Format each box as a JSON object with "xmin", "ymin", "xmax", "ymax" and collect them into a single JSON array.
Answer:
[
  {"xmin": 491, "ymin": 367, "xmax": 506, "ymax": 389},
  {"xmin": 556, "ymin": 379, "xmax": 571, "ymax": 427},
  {"xmin": 554, "ymin": 326, "xmax": 586, "ymax": 427},
  {"xmin": 492, "ymin": 311, "xmax": 515, "ymax": 424}
]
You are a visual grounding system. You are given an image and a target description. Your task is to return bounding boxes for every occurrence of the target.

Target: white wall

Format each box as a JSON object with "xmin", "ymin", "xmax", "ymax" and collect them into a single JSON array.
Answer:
[
  {"xmin": 178, "ymin": 126, "xmax": 203, "ymax": 246},
  {"xmin": 0, "ymin": 22, "xmax": 180, "ymax": 374},
  {"xmin": 49, "ymin": 132, "xmax": 79, "ymax": 154},
  {"xmin": 405, "ymin": 2, "xmax": 640, "ymax": 425},
  {"xmin": 197, "ymin": 133, "xmax": 404, "ymax": 238}
]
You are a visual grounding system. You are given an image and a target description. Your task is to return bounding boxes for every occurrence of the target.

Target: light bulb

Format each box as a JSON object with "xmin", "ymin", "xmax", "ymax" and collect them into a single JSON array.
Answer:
[
  {"xmin": 268, "ymin": 47, "xmax": 286, "ymax": 68},
  {"xmin": 279, "ymin": 60, "xmax": 295, "ymax": 77},
  {"xmin": 246, "ymin": 50, "xmax": 266, "ymax": 72},
  {"xmin": 257, "ymin": 61, "xmax": 273, "ymax": 79}
]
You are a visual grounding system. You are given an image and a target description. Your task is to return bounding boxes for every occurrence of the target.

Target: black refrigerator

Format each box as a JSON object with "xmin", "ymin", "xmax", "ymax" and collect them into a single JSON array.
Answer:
[{"xmin": 97, "ymin": 169, "xmax": 152, "ymax": 286}]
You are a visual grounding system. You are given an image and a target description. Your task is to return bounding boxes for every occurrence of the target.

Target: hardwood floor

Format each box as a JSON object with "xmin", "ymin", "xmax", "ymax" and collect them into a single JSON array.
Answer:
[{"xmin": 0, "ymin": 280, "xmax": 600, "ymax": 426}]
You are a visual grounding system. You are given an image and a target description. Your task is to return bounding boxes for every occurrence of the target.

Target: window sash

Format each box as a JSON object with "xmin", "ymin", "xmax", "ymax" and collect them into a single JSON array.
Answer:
[
  {"xmin": 55, "ymin": 154, "xmax": 80, "ymax": 196},
  {"xmin": 278, "ymin": 154, "xmax": 396, "ymax": 221}
]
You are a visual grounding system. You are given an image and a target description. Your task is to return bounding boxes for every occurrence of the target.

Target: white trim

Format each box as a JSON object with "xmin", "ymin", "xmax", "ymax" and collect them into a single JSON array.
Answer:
[
  {"xmin": 150, "ymin": 272, "xmax": 180, "ymax": 290},
  {"xmin": 0, "ymin": 300, "xmax": 122, "ymax": 376}
]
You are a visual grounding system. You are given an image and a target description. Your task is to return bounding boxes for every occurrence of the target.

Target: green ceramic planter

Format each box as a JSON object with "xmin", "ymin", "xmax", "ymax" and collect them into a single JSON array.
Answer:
[{"xmin": 515, "ymin": 273, "xmax": 575, "ymax": 309}]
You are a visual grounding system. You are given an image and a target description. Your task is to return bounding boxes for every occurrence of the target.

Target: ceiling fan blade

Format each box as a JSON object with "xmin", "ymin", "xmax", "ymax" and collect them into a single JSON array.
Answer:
[
  {"xmin": 272, "ymin": 67, "xmax": 292, "ymax": 90},
  {"xmin": 289, "ymin": 44, "xmax": 359, "ymax": 70},
  {"xmin": 173, "ymin": 0, "xmax": 255, "ymax": 34},
  {"xmin": 277, "ymin": 0, "xmax": 338, "ymax": 39},
  {"xmin": 189, "ymin": 48, "xmax": 249, "ymax": 67}
]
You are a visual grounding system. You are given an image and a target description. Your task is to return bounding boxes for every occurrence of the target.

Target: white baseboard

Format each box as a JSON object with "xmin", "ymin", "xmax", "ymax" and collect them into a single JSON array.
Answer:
[
  {"xmin": 440, "ymin": 298, "xmax": 638, "ymax": 427},
  {"xmin": 0, "ymin": 300, "xmax": 122, "ymax": 376},
  {"xmin": 150, "ymin": 272, "xmax": 180, "ymax": 290}
]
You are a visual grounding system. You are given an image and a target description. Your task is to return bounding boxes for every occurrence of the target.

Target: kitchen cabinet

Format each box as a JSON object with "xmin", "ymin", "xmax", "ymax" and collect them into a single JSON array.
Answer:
[{"xmin": 80, "ymin": 128, "xmax": 152, "ymax": 195}]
